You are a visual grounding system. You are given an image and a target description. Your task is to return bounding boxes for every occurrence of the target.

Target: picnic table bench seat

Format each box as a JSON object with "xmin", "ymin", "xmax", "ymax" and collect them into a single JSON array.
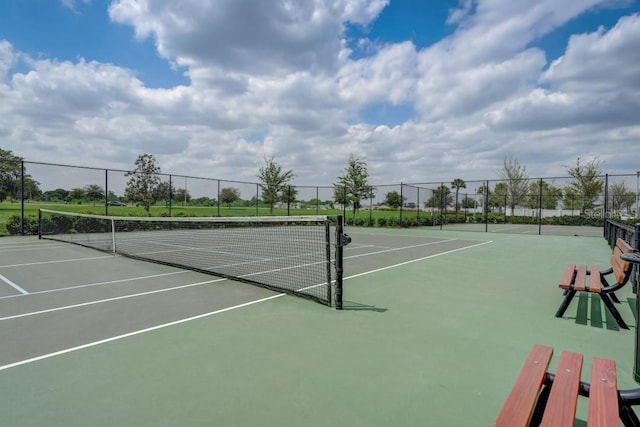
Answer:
[
  {"xmin": 495, "ymin": 344, "xmax": 640, "ymax": 426},
  {"xmin": 555, "ymin": 238, "xmax": 636, "ymax": 329}
]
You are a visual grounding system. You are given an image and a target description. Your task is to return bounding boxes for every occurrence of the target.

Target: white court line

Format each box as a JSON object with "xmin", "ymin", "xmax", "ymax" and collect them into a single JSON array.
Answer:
[
  {"xmin": 0, "ymin": 238, "xmax": 492, "ymax": 371},
  {"xmin": 490, "ymin": 225, "xmax": 531, "ymax": 233},
  {"xmin": 344, "ymin": 238, "xmax": 458, "ymax": 260},
  {"xmin": 0, "ymin": 294, "xmax": 284, "ymax": 372},
  {"xmin": 0, "ymin": 243, "xmax": 74, "ymax": 252},
  {"xmin": 0, "ymin": 277, "xmax": 227, "ymax": 321},
  {"xmin": 0, "ymin": 274, "xmax": 29, "ymax": 295},
  {"xmin": 0, "ymin": 270, "xmax": 190, "ymax": 301},
  {"xmin": 344, "ymin": 240, "xmax": 493, "ymax": 280},
  {"xmin": 0, "ymin": 255, "xmax": 114, "ymax": 268}
]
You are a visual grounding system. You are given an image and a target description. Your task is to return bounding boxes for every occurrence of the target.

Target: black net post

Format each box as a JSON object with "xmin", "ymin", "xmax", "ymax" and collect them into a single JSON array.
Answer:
[
  {"xmin": 38, "ymin": 208, "xmax": 42, "ymax": 239},
  {"xmin": 537, "ymin": 178, "xmax": 543, "ymax": 235},
  {"xmin": 485, "ymin": 180, "xmax": 489, "ymax": 232},
  {"xmin": 335, "ymin": 215, "xmax": 345, "ymax": 310}
]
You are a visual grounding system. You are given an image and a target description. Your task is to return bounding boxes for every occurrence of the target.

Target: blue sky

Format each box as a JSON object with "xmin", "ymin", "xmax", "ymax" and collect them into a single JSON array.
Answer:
[{"xmin": 0, "ymin": 0, "xmax": 639, "ymax": 188}]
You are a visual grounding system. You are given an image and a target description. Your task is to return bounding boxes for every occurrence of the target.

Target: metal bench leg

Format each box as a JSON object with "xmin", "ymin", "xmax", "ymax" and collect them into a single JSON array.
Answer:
[
  {"xmin": 620, "ymin": 404, "xmax": 640, "ymax": 427},
  {"xmin": 610, "ymin": 291, "xmax": 621, "ymax": 304},
  {"xmin": 555, "ymin": 290, "xmax": 576, "ymax": 318},
  {"xmin": 600, "ymin": 293, "xmax": 629, "ymax": 329}
]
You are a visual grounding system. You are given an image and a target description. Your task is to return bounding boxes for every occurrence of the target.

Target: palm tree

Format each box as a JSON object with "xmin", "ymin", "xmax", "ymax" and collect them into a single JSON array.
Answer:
[{"xmin": 451, "ymin": 178, "xmax": 466, "ymax": 221}]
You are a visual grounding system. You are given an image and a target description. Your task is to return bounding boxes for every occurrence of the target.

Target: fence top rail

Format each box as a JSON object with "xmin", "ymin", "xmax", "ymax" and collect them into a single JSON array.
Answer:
[{"xmin": 13, "ymin": 159, "xmax": 640, "ymax": 188}]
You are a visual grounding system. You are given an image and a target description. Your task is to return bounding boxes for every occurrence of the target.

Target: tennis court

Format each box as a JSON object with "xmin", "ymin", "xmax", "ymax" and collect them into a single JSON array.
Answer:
[{"xmin": 1, "ymin": 224, "xmax": 638, "ymax": 425}]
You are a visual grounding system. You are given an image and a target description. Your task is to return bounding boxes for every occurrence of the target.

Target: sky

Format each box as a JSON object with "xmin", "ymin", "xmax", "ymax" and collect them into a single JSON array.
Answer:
[{"xmin": 0, "ymin": 0, "xmax": 639, "ymax": 189}]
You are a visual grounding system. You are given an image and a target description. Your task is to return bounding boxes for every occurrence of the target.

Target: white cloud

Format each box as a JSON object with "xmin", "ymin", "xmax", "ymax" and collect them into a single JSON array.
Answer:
[
  {"xmin": 108, "ymin": 0, "xmax": 388, "ymax": 78},
  {"xmin": 485, "ymin": 14, "xmax": 640, "ymax": 131},
  {"xmin": 1, "ymin": 0, "xmax": 640, "ymax": 190},
  {"xmin": 542, "ymin": 13, "xmax": 640, "ymax": 91},
  {"xmin": 61, "ymin": 0, "xmax": 91, "ymax": 14},
  {"xmin": 0, "ymin": 40, "xmax": 14, "ymax": 81}
]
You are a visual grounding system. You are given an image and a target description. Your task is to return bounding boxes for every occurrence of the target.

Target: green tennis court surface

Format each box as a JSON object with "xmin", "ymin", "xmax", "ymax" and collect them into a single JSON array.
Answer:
[{"xmin": 1, "ymin": 227, "xmax": 637, "ymax": 425}]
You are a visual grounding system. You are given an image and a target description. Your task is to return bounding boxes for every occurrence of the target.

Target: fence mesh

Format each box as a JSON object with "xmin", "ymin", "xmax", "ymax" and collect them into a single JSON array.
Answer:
[{"xmin": 4, "ymin": 160, "xmax": 640, "ymax": 238}]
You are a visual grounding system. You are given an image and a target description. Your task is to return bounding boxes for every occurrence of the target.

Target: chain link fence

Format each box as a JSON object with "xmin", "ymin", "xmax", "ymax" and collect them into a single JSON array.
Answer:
[{"xmin": 3, "ymin": 160, "xmax": 640, "ymax": 237}]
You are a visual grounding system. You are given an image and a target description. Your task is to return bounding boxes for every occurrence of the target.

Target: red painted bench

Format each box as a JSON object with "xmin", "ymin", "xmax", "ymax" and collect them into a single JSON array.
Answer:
[
  {"xmin": 495, "ymin": 344, "xmax": 640, "ymax": 426},
  {"xmin": 555, "ymin": 238, "xmax": 635, "ymax": 329}
]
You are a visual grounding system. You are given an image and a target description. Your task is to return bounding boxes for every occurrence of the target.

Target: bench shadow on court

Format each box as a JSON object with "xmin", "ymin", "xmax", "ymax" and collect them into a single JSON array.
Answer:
[{"xmin": 566, "ymin": 293, "xmax": 636, "ymax": 331}]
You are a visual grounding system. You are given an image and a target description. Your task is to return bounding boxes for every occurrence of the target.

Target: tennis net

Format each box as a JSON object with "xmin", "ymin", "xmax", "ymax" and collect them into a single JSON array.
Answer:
[{"xmin": 39, "ymin": 209, "xmax": 342, "ymax": 306}]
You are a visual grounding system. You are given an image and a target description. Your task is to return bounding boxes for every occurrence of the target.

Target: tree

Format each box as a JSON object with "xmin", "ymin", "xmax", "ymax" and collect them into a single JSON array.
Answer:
[
  {"xmin": 43, "ymin": 188, "xmax": 70, "ymax": 202},
  {"xmin": 526, "ymin": 181, "xmax": 563, "ymax": 210},
  {"xmin": 84, "ymin": 184, "xmax": 104, "ymax": 205},
  {"xmin": 281, "ymin": 185, "xmax": 298, "ymax": 207},
  {"xmin": 565, "ymin": 157, "xmax": 604, "ymax": 214},
  {"xmin": 384, "ymin": 191, "xmax": 404, "ymax": 209},
  {"xmin": 124, "ymin": 154, "xmax": 162, "ymax": 213},
  {"xmin": 173, "ymin": 187, "xmax": 191, "ymax": 206},
  {"xmin": 220, "ymin": 187, "xmax": 240, "ymax": 207},
  {"xmin": 0, "ymin": 149, "xmax": 40, "ymax": 202},
  {"xmin": 499, "ymin": 154, "xmax": 529, "ymax": 215},
  {"xmin": 153, "ymin": 181, "xmax": 175, "ymax": 207},
  {"xmin": 334, "ymin": 155, "xmax": 374, "ymax": 218},
  {"xmin": 609, "ymin": 182, "xmax": 635, "ymax": 215},
  {"xmin": 562, "ymin": 187, "xmax": 580, "ymax": 212},
  {"xmin": 451, "ymin": 178, "xmax": 466, "ymax": 219},
  {"xmin": 476, "ymin": 183, "xmax": 489, "ymax": 213},
  {"xmin": 68, "ymin": 187, "xmax": 86, "ymax": 202},
  {"xmin": 425, "ymin": 185, "xmax": 453, "ymax": 209},
  {"xmin": 257, "ymin": 156, "xmax": 294, "ymax": 213},
  {"xmin": 489, "ymin": 182, "xmax": 508, "ymax": 213},
  {"xmin": 460, "ymin": 196, "xmax": 478, "ymax": 209}
]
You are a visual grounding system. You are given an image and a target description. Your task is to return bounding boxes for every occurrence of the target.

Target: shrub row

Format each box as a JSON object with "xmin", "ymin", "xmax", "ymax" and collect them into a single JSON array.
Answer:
[{"xmin": 3, "ymin": 212, "xmax": 613, "ymax": 236}]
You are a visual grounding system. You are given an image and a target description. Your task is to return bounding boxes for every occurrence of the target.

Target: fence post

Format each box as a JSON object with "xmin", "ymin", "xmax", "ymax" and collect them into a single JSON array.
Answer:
[
  {"xmin": 604, "ymin": 174, "xmax": 609, "ymax": 233},
  {"xmin": 287, "ymin": 185, "xmax": 291, "ymax": 216},
  {"xmin": 218, "ymin": 180, "xmax": 220, "ymax": 216},
  {"xmin": 256, "ymin": 184, "xmax": 259, "ymax": 216},
  {"xmin": 400, "ymin": 182, "xmax": 404, "ymax": 224},
  {"xmin": 104, "ymin": 169, "xmax": 109, "ymax": 215},
  {"xmin": 21, "ymin": 161, "xmax": 25, "ymax": 235},
  {"xmin": 633, "ymin": 224, "xmax": 640, "ymax": 293},
  {"xmin": 169, "ymin": 175, "xmax": 173, "ymax": 218}
]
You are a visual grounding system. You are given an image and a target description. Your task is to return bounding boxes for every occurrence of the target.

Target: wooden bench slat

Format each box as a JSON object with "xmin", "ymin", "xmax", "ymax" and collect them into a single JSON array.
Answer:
[
  {"xmin": 559, "ymin": 265, "xmax": 576, "ymax": 290},
  {"xmin": 494, "ymin": 345, "xmax": 553, "ymax": 427},
  {"xmin": 587, "ymin": 358, "xmax": 618, "ymax": 427},
  {"xmin": 588, "ymin": 265, "xmax": 602, "ymax": 293},
  {"xmin": 613, "ymin": 238, "xmax": 635, "ymax": 283},
  {"xmin": 573, "ymin": 265, "xmax": 588, "ymax": 292},
  {"xmin": 539, "ymin": 351, "xmax": 583, "ymax": 427}
]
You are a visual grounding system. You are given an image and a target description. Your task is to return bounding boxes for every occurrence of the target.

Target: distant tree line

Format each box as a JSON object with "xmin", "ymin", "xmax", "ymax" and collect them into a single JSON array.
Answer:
[{"xmin": 1, "ymin": 147, "xmax": 636, "ymax": 218}]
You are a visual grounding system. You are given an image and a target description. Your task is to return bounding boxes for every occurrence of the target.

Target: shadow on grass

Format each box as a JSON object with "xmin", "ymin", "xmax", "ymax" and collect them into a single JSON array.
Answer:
[{"xmin": 341, "ymin": 300, "xmax": 388, "ymax": 312}]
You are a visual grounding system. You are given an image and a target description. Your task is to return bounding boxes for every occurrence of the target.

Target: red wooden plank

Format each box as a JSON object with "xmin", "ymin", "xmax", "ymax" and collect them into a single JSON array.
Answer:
[
  {"xmin": 588, "ymin": 266, "xmax": 602, "ymax": 293},
  {"xmin": 495, "ymin": 345, "xmax": 553, "ymax": 427},
  {"xmin": 558, "ymin": 265, "xmax": 576, "ymax": 290},
  {"xmin": 587, "ymin": 358, "xmax": 619, "ymax": 427},
  {"xmin": 540, "ymin": 351, "xmax": 583, "ymax": 427},
  {"xmin": 573, "ymin": 265, "xmax": 588, "ymax": 292}
]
